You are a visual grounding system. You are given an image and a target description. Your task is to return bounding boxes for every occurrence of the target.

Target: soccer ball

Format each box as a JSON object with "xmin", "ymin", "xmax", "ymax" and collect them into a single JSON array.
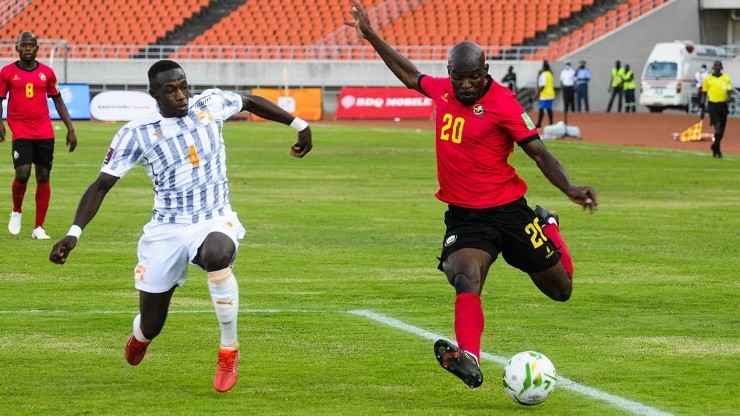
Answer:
[{"xmin": 502, "ymin": 351, "xmax": 557, "ymax": 405}]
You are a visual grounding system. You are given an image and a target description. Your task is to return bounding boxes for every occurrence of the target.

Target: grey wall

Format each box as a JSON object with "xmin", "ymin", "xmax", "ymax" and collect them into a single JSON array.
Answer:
[{"xmin": 551, "ymin": 0, "xmax": 702, "ymax": 113}]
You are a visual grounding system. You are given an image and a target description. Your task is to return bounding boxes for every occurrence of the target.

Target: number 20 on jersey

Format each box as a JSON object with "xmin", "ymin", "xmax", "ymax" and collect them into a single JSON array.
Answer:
[{"xmin": 440, "ymin": 113, "xmax": 464, "ymax": 144}]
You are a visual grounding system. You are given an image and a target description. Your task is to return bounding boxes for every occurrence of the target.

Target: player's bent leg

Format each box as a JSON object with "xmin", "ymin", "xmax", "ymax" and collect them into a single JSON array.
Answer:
[
  {"xmin": 125, "ymin": 287, "xmax": 176, "ymax": 365},
  {"xmin": 529, "ymin": 263, "xmax": 572, "ymax": 302}
]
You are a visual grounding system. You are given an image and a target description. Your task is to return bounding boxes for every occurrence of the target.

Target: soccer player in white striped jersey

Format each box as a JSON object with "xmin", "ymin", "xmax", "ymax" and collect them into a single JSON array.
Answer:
[{"xmin": 49, "ymin": 60, "xmax": 312, "ymax": 393}]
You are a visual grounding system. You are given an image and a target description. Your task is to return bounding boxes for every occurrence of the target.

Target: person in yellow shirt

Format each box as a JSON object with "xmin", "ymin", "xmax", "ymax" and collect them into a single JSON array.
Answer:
[
  {"xmin": 701, "ymin": 60, "xmax": 734, "ymax": 158},
  {"xmin": 536, "ymin": 61, "xmax": 555, "ymax": 128},
  {"xmin": 622, "ymin": 64, "xmax": 636, "ymax": 113},
  {"xmin": 606, "ymin": 60, "xmax": 625, "ymax": 112}
]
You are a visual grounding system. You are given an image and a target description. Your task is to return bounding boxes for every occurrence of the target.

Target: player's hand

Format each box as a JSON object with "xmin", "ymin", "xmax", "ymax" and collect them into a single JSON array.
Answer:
[
  {"xmin": 67, "ymin": 131, "xmax": 77, "ymax": 152},
  {"xmin": 49, "ymin": 236, "xmax": 78, "ymax": 264},
  {"xmin": 567, "ymin": 186, "xmax": 598, "ymax": 213},
  {"xmin": 290, "ymin": 126, "xmax": 312, "ymax": 158},
  {"xmin": 346, "ymin": 0, "xmax": 372, "ymax": 39}
]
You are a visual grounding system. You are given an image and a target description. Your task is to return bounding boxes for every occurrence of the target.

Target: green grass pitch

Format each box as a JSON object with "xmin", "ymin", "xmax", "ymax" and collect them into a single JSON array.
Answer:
[{"xmin": 0, "ymin": 120, "xmax": 738, "ymax": 415}]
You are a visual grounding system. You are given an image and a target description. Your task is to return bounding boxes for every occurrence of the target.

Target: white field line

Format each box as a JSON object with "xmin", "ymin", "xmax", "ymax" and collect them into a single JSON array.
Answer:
[
  {"xmin": 0, "ymin": 307, "xmax": 673, "ymax": 416},
  {"xmin": 349, "ymin": 310, "xmax": 674, "ymax": 416}
]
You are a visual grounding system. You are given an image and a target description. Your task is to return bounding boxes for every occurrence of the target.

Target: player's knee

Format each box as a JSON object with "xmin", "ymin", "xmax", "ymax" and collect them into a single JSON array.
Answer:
[
  {"xmin": 15, "ymin": 172, "xmax": 30, "ymax": 183},
  {"xmin": 449, "ymin": 272, "xmax": 480, "ymax": 293},
  {"xmin": 550, "ymin": 281, "xmax": 572, "ymax": 302}
]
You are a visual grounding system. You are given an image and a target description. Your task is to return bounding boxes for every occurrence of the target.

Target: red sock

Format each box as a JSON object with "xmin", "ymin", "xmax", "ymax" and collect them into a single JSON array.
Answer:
[
  {"xmin": 11, "ymin": 179, "xmax": 26, "ymax": 213},
  {"xmin": 543, "ymin": 223, "xmax": 574, "ymax": 278},
  {"xmin": 454, "ymin": 293, "xmax": 484, "ymax": 362},
  {"xmin": 35, "ymin": 182, "xmax": 50, "ymax": 228}
]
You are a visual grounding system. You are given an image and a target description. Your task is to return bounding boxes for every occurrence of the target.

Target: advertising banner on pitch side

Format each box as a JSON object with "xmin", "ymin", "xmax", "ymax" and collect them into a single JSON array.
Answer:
[{"xmin": 335, "ymin": 87, "xmax": 434, "ymax": 119}]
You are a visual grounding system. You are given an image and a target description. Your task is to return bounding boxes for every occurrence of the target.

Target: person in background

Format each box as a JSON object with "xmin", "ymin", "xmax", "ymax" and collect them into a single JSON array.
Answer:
[
  {"xmin": 694, "ymin": 64, "xmax": 708, "ymax": 112},
  {"xmin": 559, "ymin": 62, "xmax": 576, "ymax": 113},
  {"xmin": 575, "ymin": 60, "xmax": 591, "ymax": 112},
  {"xmin": 347, "ymin": 0, "xmax": 598, "ymax": 389},
  {"xmin": 536, "ymin": 61, "xmax": 555, "ymax": 127},
  {"xmin": 49, "ymin": 60, "xmax": 313, "ymax": 392},
  {"xmin": 501, "ymin": 65, "xmax": 517, "ymax": 93},
  {"xmin": 622, "ymin": 63, "xmax": 636, "ymax": 113},
  {"xmin": 606, "ymin": 60, "xmax": 624, "ymax": 112},
  {"xmin": 0, "ymin": 31, "xmax": 77, "ymax": 239},
  {"xmin": 700, "ymin": 60, "xmax": 734, "ymax": 158}
]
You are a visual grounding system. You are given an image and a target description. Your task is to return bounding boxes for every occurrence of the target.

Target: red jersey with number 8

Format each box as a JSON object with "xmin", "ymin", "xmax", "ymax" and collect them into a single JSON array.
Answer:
[
  {"xmin": 419, "ymin": 75, "xmax": 538, "ymax": 209},
  {"xmin": 0, "ymin": 61, "xmax": 59, "ymax": 140}
]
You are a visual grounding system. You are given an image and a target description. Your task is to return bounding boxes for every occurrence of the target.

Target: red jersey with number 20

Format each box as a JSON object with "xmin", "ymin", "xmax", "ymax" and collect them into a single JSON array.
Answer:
[
  {"xmin": 0, "ymin": 61, "xmax": 59, "ymax": 140},
  {"xmin": 419, "ymin": 75, "xmax": 538, "ymax": 209}
]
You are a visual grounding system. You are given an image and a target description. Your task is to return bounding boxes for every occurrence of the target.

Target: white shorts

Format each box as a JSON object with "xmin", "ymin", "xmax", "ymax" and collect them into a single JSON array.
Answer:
[{"xmin": 133, "ymin": 208, "xmax": 246, "ymax": 293}]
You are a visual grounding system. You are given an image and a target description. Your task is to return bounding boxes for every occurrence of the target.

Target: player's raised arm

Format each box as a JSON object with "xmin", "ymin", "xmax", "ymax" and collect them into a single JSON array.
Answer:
[
  {"xmin": 345, "ymin": 0, "xmax": 423, "ymax": 93},
  {"xmin": 49, "ymin": 172, "xmax": 119, "ymax": 264},
  {"xmin": 240, "ymin": 95, "xmax": 313, "ymax": 158}
]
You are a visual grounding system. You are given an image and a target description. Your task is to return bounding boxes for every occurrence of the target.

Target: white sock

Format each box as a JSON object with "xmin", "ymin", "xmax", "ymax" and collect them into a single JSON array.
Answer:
[
  {"xmin": 207, "ymin": 269, "xmax": 239, "ymax": 347},
  {"xmin": 132, "ymin": 314, "xmax": 149, "ymax": 342}
]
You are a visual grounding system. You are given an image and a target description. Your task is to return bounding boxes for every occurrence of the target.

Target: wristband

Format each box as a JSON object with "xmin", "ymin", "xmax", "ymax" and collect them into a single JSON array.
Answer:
[
  {"xmin": 290, "ymin": 117, "xmax": 309, "ymax": 132},
  {"xmin": 67, "ymin": 225, "xmax": 82, "ymax": 238}
]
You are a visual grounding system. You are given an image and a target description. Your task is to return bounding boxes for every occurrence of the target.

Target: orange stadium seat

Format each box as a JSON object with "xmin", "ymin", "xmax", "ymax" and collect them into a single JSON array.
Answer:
[{"xmin": 0, "ymin": 0, "xmax": 661, "ymax": 61}]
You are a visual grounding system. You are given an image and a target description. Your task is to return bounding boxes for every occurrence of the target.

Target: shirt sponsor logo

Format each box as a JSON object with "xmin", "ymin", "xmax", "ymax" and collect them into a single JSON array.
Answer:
[
  {"xmin": 521, "ymin": 112, "xmax": 536, "ymax": 130},
  {"xmin": 473, "ymin": 104, "xmax": 484, "ymax": 116}
]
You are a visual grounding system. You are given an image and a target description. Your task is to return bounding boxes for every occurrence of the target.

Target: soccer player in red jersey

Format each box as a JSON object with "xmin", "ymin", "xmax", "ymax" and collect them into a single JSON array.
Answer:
[
  {"xmin": 347, "ymin": 1, "xmax": 598, "ymax": 388},
  {"xmin": 0, "ymin": 32, "xmax": 77, "ymax": 239}
]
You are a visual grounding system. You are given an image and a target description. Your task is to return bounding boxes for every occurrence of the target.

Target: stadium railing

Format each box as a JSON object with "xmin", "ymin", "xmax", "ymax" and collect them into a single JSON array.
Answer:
[{"xmin": 0, "ymin": 43, "xmax": 544, "ymax": 61}]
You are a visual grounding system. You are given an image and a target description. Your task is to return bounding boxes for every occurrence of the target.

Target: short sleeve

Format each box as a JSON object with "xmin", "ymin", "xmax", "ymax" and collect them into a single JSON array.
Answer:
[
  {"xmin": 46, "ymin": 68, "xmax": 60, "ymax": 97},
  {"xmin": 100, "ymin": 126, "xmax": 143, "ymax": 178},
  {"xmin": 199, "ymin": 88, "xmax": 243, "ymax": 120}
]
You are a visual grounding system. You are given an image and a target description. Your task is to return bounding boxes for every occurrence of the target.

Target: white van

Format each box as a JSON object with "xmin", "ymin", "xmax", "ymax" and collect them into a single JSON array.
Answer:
[{"xmin": 639, "ymin": 41, "xmax": 730, "ymax": 113}]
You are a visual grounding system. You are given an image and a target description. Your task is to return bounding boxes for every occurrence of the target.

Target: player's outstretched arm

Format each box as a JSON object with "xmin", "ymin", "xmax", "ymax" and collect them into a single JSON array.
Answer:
[
  {"xmin": 241, "ymin": 95, "xmax": 313, "ymax": 158},
  {"xmin": 345, "ymin": 0, "xmax": 423, "ymax": 93},
  {"xmin": 49, "ymin": 173, "xmax": 118, "ymax": 264},
  {"xmin": 522, "ymin": 139, "xmax": 598, "ymax": 212}
]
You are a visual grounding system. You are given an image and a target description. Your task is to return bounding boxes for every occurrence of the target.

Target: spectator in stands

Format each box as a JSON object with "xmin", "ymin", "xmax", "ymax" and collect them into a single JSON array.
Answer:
[
  {"xmin": 606, "ymin": 60, "xmax": 625, "ymax": 112},
  {"xmin": 575, "ymin": 60, "xmax": 591, "ymax": 112},
  {"xmin": 622, "ymin": 64, "xmax": 636, "ymax": 113},
  {"xmin": 694, "ymin": 64, "xmax": 708, "ymax": 112},
  {"xmin": 700, "ymin": 60, "xmax": 734, "ymax": 158},
  {"xmin": 559, "ymin": 62, "xmax": 576, "ymax": 113},
  {"xmin": 536, "ymin": 61, "xmax": 555, "ymax": 127},
  {"xmin": 0, "ymin": 31, "xmax": 77, "ymax": 240},
  {"xmin": 347, "ymin": 0, "xmax": 598, "ymax": 389},
  {"xmin": 501, "ymin": 65, "xmax": 517, "ymax": 92},
  {"xmin": 49, "ymin": 59, "xmax": 313, "ymax": 392}
]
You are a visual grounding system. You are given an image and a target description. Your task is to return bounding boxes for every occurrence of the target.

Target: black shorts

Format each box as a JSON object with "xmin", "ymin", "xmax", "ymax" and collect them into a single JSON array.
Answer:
[
  {"xmin": 437, "ymin": 198, "xmax": 561, "ymax": 274},
  {"xmin": 707, "ymin": 102, "xmax": 728, "ymax": 126},
  {"xmin": 11, "ymin": 139, "xmax": 54, "ymax": 169}
]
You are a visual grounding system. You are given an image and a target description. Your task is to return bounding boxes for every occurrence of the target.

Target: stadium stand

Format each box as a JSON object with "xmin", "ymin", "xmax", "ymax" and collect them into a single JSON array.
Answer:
[
  {"xmin": 0, "ymin": 0, "xmax": 674, "ymax": 61},
  {"xmin": 0, "ymin": 0, "xmax": 209, "ymax": 58}
]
